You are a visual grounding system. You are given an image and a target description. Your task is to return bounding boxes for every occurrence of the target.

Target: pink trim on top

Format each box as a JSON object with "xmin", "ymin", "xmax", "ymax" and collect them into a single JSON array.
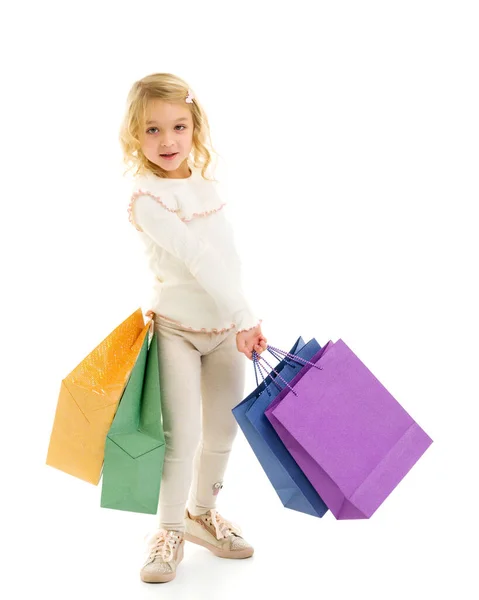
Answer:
[
  {"xmin": 182, "ymin": 203, "xmax": 227, "ymax": 222},
  {"xmin": 128, "ymin": 190, "xmax": 226, "ymax": 230},
  {"xmin": 155, "ymin": 313, "xmax": 236, "ymax": 334},
  {"xmin": 237, "ymin": 319, "xmax": 263, "ymax": 334},
  {"xmin": 128, "ymin": 190, "xmax": 179, "ymax": 232},
  {"xmin": 153, "ymin": 313, "xmax": 263, "ymax": 335}
]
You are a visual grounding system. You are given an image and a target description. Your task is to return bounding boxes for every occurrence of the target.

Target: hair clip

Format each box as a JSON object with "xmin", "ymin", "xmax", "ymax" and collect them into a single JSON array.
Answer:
[{"xmin": 185, "ymin": 89, "xmax": 194, "ymax": 103}]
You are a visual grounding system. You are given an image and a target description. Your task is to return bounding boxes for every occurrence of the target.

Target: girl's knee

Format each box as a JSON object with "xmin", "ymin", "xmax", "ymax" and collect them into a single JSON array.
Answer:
[
  {"xmin": 164, "ymin": 429, "xmax": 200, "ymax": 458},
  {"xmin": 202, "ymin": 425, "xmax": 239, "ymax": 452}
]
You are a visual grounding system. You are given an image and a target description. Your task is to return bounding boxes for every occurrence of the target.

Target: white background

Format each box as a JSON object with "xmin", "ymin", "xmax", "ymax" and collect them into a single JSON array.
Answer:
[{"xmin": 2, "ymin": 1, "xmax": 478, "ymax": 599}]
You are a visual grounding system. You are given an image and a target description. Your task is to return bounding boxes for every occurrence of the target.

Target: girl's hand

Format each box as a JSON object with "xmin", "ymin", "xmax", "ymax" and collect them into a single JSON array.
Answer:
[
  {"xmin": 236, "ymin": 325, "xmax": 268, "ymax": 360},
  {"xmin": 145, "ymin": 310, "xmax": 155, "ymax": 319}
]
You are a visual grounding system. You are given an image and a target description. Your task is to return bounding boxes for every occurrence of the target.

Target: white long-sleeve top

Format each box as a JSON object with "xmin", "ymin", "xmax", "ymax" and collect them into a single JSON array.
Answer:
[{"xmin": 128, "ymin": 161, "xmax": 261, "ymax": 333}]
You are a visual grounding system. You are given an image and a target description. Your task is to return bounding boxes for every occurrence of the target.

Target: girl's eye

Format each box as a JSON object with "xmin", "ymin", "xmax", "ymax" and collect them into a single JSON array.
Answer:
[{"xmin": 146, "ymin": 125, "xmax": 186, "ymax": 134}]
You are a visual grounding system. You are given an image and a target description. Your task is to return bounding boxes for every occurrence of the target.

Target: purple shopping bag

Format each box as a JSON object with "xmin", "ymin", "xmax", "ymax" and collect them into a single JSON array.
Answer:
[{"xmin": 263, "ymin": 340, "xmax": 433, "ymax": 519}]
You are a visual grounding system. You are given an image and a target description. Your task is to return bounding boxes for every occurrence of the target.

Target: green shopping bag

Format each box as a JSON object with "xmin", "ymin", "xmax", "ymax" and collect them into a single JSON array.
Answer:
[{"xmin": 100, "ymin": 331, "xmax": 165, "ymax": 514}]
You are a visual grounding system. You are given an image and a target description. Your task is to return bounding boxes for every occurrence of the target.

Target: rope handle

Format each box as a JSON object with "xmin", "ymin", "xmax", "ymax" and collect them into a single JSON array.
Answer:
[
  {"xmin": 265, "ymin": 345, "xmax": 323, "ymax": 371},
  {"xmin": 253, "ymin": 346, "xmax": 285, "ymax": 388},
  {"xmin": 253, "ymin": 351, "xmax": 292, "ymax": 397},
  {"xmin": 252, "ymin": 343, "xmax": 323, "ymax": 398},
  {"xmin": 253, "ymin": 351, "xmax": 298, "ymax": 397}
]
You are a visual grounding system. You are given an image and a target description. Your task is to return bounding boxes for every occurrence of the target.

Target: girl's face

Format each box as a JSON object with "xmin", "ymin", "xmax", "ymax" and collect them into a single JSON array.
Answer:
[{"xmin": 139, "ymin": 98, "xmax": 194, "ymax": 178}]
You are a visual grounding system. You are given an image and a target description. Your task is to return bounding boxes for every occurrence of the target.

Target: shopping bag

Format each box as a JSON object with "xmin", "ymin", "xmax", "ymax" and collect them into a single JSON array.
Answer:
[
  {"xmin": 232, "ymin": 337, "xmax": 328, "ymax": 518},
  {"xmin": 101, "ymin": 331, "xmax": 165, "ymax": 514},
  {"xmin": 46, "ymin": 308, "xmax": 151, "ymax": 485},
  {"xmin": 264, "ymin": 339, "xmax": 433, "ymax": 519}
]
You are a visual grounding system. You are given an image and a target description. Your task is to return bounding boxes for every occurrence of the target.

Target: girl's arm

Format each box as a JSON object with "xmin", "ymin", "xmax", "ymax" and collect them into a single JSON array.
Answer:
[{"xmin": 132, "ymin": 193, "xmax": 260, "ymax": 333}]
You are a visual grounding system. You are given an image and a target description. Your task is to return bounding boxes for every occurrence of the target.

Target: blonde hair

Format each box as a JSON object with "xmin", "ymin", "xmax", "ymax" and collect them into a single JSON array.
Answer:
[{"xmin": 119, "ymin": 72, "xmax": 219, "ymax": 181}]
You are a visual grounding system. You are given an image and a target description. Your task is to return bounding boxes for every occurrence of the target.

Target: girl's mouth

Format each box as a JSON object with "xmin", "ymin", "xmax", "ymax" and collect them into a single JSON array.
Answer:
[{"xmin": 160, "ymin": 152, "xmax": 178, "ymax": 160}]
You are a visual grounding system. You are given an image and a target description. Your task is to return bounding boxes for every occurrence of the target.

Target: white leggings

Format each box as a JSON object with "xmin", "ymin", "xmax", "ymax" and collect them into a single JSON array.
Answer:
[{"xmin": 153, "ymin": 315, "xmax": 246, "ymax": 531}]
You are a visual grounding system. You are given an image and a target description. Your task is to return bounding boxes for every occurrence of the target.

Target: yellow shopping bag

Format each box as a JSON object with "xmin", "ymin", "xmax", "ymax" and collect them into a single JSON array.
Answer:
[{"xmin": 46, "ymin": 308, "xmax": 152, "ymax": 485}]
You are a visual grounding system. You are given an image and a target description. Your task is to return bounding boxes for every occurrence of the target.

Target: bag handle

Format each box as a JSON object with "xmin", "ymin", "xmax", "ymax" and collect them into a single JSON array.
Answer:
[
  {"xmin": 253, "ymin": 351, "xmax": 289, "ymax": 397},
  {"xmin": 252, "ymin": 344, "xmax": 323, "ymax": 397},
  {"xmin": 252, "ymin": 346, "xmax": 284, "ymax": 388},
  {"xmin": 255, "ymin": 344, "xmax": 323, "ymax": 378},
  {"xmin": 264, "ymin": 345, "xmax": 323, "ymax": 371},
  {"xmin": 253, "ymin": 351, "xmax": 298, "ymax": 397},
  {"xmin": 252, "ymin": 346, "xmax": 296, "ymax": 390},
  {"xmin": 264, "ymin": 346, "xmax": 285, "ymax": 362}
]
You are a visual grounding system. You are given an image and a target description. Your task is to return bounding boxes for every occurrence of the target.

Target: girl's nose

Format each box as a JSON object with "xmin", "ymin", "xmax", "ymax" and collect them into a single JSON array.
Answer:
[{"xmin": 160, "ymin": 136, "xmax": 175, "ymax": 147}]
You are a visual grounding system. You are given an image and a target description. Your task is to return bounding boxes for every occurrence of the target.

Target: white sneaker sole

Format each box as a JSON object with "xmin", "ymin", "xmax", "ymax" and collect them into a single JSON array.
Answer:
[
  {"xmin": 140, "ymin": 570, "xmax": 176, "ymax": 584},
  {"xmin": 184, "ymin": 532, "xmax": 254, "ymax": 559}
]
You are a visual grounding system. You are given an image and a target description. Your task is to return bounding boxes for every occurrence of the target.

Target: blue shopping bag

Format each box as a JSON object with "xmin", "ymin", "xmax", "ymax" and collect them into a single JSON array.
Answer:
[{"xmin": 232, "ymin": 337, "xmax": 328, "ymax": 518}]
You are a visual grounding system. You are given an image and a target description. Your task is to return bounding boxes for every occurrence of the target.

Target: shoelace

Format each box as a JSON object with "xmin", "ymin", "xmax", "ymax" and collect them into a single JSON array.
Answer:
[
  {"xmin": 208, "ymin": 510, "xmax": 242, "ymax": 540},
  {"xmin": 147, "ymin": 529, "xmax": 182, "ymax": 563}
]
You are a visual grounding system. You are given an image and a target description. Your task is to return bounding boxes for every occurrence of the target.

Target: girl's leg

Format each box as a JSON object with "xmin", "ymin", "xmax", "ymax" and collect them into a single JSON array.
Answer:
[
  {"xmin": 187, "ymin": 330, "xmax": 246, "ymax": 516},
  {"xmin": 155, "ymin": 322, "xmax": 202, "ymax": 532}
]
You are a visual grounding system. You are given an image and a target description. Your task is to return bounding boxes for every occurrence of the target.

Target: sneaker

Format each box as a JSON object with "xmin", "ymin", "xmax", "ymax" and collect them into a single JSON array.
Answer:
[
  {"xmin": 140, "ymin": 529, "xmax": 185, "ymax": 583},
  {"xmin": 184, "ymin": 509, "xmax": 254, "ymax": 559}
]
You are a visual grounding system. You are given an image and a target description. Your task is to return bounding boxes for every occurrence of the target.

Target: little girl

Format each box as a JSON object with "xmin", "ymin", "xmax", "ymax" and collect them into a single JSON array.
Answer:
[{"xmin": 120, "ymin": 72, "xmax": 268, "ymax": 584}]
